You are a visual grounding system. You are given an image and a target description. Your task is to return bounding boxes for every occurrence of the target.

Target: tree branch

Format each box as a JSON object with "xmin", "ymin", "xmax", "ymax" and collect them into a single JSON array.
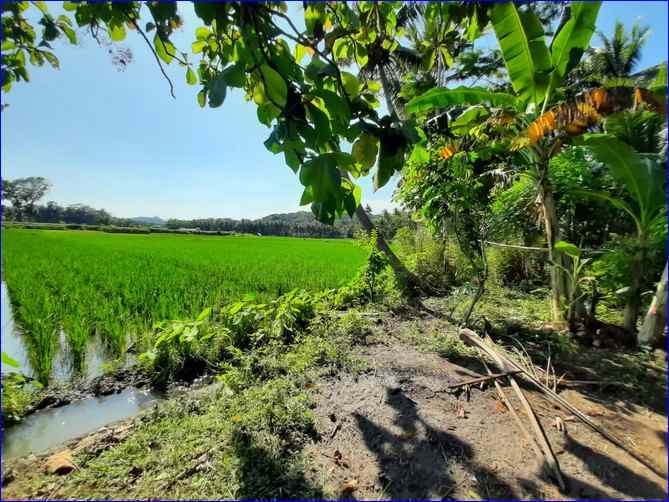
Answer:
[{"xmin": 125, "ymin": 16, "xmax": 175, "ymax": 99}]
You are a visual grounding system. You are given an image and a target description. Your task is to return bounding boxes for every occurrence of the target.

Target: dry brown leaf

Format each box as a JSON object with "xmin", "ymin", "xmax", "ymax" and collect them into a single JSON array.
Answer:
[
  {"xmin": 341, "ymin": 478, "xmax": 359, "ymax": 494},
  {"xmin": 495, "ymin": 400, "xmax": 507, "ymax": 413}
]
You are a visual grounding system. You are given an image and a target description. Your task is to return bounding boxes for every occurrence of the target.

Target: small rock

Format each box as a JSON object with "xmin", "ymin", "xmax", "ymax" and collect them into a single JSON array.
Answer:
[{"xmin": 44, "ymin": 451, "xmax": 76, "ymax": 475}]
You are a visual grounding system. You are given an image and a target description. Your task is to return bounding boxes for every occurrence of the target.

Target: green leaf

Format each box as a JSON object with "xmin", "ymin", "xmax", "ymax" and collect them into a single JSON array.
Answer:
[
  {"xmin": 374, "ymin": 135, "xmax": 404, "ymax": 191},
  {"xmin": 186, "ymin": 67, "xmax": 197, "ymax": 85},
  {"xmin": 196, "ymin": 307, "xmax": 212, "ymax": 321},
  {"xmin": 195, "ymin": 26, "xmax": 210, "ymax": 41},
  {"xmin": 409, "ymin": 144, "xmax": 430, "ymax": 164},
  {"xmin": 650, "ymin": 63, "xmax": 667, "ymax": 93},
  {"xmin": 285, "ymin": 149, "xmax": 300, "ymax": 172},
  {"xmin": 2, "ymin": 351, "xmax": 20, "ymax": 368},
  {"xmin": 306, "ymin": 103, "xmax": 331, "ymax": 147},
  {"xmin": 341, "ymin": 71, "xmax": 361, "ymax": 97},
  {"xmin": 299, "ymin": 155, "xmax": 341, "ymax": 203},
  {"xmin": 192, "ymin": 40, "xmax": 207, "ymax": 54},
  {"xmin": 300, "ymin": 186, "xmax": 314, "ymax": 205},
  {"xmin": 490, "ymin": 2, "xmax": 553, "ymax": 107},
  {"xmin": 108, "ymin": 23, "xmax": 126, "ymax": 42},
  {"xmin": 295, "ymin": 43, "xmax": 309, "ymax": 63},
  {"xmin": 154, "ymin": 33, "xmax": 175, "ymax": 64},
  {"xmin": 260, "ymin": 64, "xmax": 287, "ymax": 108},
  {"xmin": 450, "ymin": 105, "xmax": 490, "ymax": 134},
  {"xmin": 59, "ymin": 25, "xmax": 77, "ymax": 44},
  {"xmin": 222, "ymin": 64, "xmax": 245, "ymax": 88},
  {"xmin": 197, "ymin": 89, "xmax": 206, "ymax": 108},
  {"xmin": 554, "ymin": 240, "xmax": 581, "ymax": 258},
  {"xmin": 34, "ymin": 1, "xmax": 48, "ymax": 14},
  {"xmin": 333, "ymin": 38, "xmax": 351, "ymax": 62},
  {"xmin": 63, "ymin": 2, "xmax": 78, "ymax": 12},
  {"xmin": 579, "ymin": 134, "xmax": 666, "ymax": 233},
  {"xmin": 42, "ymin": 51, "xmax": 59, "ymax": 69},
  {"xmin": 208, "ymin": 75, "xmax": 226, "ymax": 108},
  {"xmin": 351, "ymin": 132, "xmax": 379, "ymax": 174},
  {"xmin": 406, "ymin": 86, "xmax": 519, "ymax": 114},
  {"xmin": 548, "ymin": 2, "xmax": 601, "ymax": 95},
  {"xmin": 355, "ymin": 44, "xmax": 368, "ymax": 66}
]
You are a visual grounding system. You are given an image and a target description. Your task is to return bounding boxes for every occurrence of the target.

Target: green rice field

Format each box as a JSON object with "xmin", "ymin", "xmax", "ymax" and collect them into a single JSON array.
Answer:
[{"xmin": 1, "ymin": 228, "xmax": 366, "ymax": 381}]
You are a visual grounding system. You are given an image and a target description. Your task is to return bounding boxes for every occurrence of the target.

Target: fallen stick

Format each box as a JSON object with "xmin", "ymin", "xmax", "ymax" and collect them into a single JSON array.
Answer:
[
  {"xmin": 447, "ymin": 370, "xmax": 522, "ymax": 389},
  {"xmin": 460, "ymin": 328, "xmax": 665, "ymax": 480},
  {"xmin": 465, "ymin": 332, "xmax": 566, "ymax": 492},
  {"xmin": 480, "ymin": 359, "xmax": 544, "ymax": 462}
]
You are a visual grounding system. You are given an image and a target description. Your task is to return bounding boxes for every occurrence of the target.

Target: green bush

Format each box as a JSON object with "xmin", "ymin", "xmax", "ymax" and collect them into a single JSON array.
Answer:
[{"xmin": 487, "ymin": 245, "xmax": 548, "ymax": 292}]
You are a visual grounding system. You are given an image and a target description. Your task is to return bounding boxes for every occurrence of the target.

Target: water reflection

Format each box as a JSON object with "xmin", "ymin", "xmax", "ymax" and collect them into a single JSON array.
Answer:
[
  {"xmin": 1, "ymin": 281, "xmax": 108, "ymax": 381},
  {"xmin": 2, "ymin": 387, "xmax": 160, "ymax": 460}
]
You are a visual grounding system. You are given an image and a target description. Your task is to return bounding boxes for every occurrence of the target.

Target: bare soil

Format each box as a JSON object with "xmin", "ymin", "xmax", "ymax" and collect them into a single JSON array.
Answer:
[{"xmin": 304, "ymin": 328, "xmax": 668, "ymax": 499}]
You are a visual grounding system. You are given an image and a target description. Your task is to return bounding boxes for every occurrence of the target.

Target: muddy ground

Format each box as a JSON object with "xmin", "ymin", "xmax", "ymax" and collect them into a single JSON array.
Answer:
[
  {"xmin": 304, "ymin": 340, "xmax": 667, "ymax": 499},
  {"xmin": 2, "ymin": 307, "xmax": 667, "ymax": 500}
]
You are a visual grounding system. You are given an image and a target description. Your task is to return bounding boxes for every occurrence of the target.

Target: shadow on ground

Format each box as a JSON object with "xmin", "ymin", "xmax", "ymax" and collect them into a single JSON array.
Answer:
[{"xmin": 353, "ymin": 387, "xmax": 516, "ymax": 499}]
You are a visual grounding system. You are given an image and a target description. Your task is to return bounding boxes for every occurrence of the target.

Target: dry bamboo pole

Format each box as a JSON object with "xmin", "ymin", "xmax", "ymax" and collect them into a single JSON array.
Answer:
[
  {"xmin": 460, "ymin": 329, "xmax": 567, "ymax": 491},
  {"xmin": 461, "ymin": 328, "xmax": 665, "ymax": 480}
]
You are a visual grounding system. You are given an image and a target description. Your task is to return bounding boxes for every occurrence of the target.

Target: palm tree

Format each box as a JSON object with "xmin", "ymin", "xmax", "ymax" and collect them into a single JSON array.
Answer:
[{"xmin": 592, "ymin": 20, "xmax": 650, "ymax": 78}]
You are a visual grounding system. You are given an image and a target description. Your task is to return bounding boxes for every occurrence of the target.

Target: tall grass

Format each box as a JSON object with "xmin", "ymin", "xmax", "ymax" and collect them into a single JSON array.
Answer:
[{"xmin": 1, "ymin": 229, "xmax": 366, "ymax": 382}]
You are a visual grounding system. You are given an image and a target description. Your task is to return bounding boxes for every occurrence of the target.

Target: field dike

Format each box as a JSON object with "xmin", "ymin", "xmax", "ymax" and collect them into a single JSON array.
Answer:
[{"xmin": 2, "ymin": 290, "xmax": 667, "ymax": 500}]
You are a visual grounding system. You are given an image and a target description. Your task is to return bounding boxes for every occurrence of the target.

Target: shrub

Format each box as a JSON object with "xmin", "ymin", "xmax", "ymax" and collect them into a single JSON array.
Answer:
[{"xmin": 487, "ymin": 245, "xmax": 548, "ymax": 292}]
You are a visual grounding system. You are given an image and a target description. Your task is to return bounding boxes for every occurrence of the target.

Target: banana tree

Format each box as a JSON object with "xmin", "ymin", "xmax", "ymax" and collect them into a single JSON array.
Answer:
[
  {"xmin": 576, "ymin": 134, "xmax": 667, "ymax": 337},
  {"xmin": 638, "ymin": 262, "xmax": 667, "ymax": 347},
  {"xmin": 407, "ymin": 2, "xmax": 602, "ymax": 324}
]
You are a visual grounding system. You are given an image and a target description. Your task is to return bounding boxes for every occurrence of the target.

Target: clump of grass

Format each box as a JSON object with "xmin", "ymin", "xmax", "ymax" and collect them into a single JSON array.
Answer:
[{"xmin": 2, "ymin": 229, "xmax": 366, "ymax": 383}]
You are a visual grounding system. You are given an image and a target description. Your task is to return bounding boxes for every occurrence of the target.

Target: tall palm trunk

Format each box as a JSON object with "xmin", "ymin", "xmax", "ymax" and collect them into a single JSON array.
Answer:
[{"xmin": 638, "ymin": 261, "xmax": 667, "ymax": 346}]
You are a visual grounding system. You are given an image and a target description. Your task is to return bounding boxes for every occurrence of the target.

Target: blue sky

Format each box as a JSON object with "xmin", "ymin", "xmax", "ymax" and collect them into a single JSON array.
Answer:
[{"xmin": 1, "ymin": 1, "xmax": 667, "ymax": 220}]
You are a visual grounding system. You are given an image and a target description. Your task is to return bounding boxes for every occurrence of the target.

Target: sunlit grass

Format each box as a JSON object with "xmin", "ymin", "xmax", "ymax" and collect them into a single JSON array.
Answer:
[{"xmin": 1, "ymin": 229, "xmax": 366, "ymax": 382}]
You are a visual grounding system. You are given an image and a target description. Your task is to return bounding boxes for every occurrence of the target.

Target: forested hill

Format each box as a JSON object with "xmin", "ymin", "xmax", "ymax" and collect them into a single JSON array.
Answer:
[{"xmin": 165, "ymin": 211, "xmax": 358, "ymax": 238}]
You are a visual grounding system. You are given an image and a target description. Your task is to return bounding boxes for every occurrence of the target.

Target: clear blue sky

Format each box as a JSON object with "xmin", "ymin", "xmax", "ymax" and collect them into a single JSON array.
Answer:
[{"xmin": 1, "ymin": 1, "xmax": 667, "ymax": 220}]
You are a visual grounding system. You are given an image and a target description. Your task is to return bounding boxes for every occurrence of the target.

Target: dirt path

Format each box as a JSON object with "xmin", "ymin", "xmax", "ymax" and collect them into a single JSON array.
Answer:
[{"xmin": 305, "ymin": 340, "xmax": 668, "ymax": 500}]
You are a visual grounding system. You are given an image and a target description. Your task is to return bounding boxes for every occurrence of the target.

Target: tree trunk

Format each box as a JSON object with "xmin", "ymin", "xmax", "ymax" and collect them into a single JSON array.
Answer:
[
  {"xmin": 623, "ymin": 243, "xmax": 646, "ymax": 333},
  {"xmin": 540, "ymin": 182, "xmax": 567, "ymax": 326},
  {"xmin": 638, "ymin": 262, "xmax": 667, "ymax": 347},
  {"xmin": 378, "ymin": 65, "xmax": 405, "ymax": 120},
  {"xmin": 462, "ymin": 242, "xmax": 488, "ymax": 326},
  {"xmin": 354, "ymin": 205, "xmax": 421, "ymax": 294}
]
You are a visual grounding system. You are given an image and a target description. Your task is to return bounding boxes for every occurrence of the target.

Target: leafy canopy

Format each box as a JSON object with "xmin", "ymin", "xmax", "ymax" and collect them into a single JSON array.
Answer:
[{"xmin": 1, "ymin": 1, "xmax": 431, "ymax": 224}]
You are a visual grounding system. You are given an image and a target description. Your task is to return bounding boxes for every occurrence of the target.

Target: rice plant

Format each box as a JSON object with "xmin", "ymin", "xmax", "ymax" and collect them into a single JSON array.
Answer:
[{"xmin": 1, "ymin": 229, "xmax": 366, "ymax": 383}]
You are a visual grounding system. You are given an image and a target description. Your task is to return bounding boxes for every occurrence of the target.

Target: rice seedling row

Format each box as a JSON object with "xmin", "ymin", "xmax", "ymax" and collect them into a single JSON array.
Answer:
[{"xmin": 1, "ymin": 229, "xmax": 366, "ymax": 382}]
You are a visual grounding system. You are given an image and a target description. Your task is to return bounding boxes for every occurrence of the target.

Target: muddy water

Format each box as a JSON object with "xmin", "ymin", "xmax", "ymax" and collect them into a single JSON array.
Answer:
[
  {"xmin": 2, "ymin": 282, "xmax": 159, "ymax": 461},
  {"xmin": 2, "ymin": 387, "xmax": 161, "ymax": 460},
  {"xmin": 1, "ymin": 281, "xmax": 31, "ymax": 375}
]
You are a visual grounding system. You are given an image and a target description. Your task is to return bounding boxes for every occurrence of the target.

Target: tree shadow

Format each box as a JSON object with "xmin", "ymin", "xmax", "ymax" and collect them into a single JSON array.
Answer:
[
  {"xmin": 562, "ymin": 435, "xmax": 666, "ymax": 499},
  {"xmin": 230, "ymin": 430, "xmax": 324, "ymax": 500},
  {"xmin": 352, "ymin": 387, "xmax": 517, "ymax": 499}
]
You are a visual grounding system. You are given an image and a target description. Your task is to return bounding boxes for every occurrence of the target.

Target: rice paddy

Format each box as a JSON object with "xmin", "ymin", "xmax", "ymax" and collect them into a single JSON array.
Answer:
[{"xmin": 1, "ymin": 228, "xmax": 366, "ymax": 382}]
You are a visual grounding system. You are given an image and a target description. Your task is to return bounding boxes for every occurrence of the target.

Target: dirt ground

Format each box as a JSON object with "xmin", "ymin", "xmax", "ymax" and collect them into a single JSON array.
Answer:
[
  {"xmin": 304, "ymin": 335, "xmax": 668, "ymax": 500},
  {"xmin": 2, "ymin": 309, "xmax": 667, "ymax": 500}
]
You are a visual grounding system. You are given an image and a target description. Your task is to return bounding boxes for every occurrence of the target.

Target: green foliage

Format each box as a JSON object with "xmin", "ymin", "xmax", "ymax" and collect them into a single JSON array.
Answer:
[
  {"xmin": 334, "ymin": 232, "xmax": 391, "ymax": 306},
  {"xmin": 2, "ymin": 229, "xmax": 365, "ymax": 382},
  {"xmin": 406, "ymin": 86, "xmax": 519, "ymax": 114},
  {"xmin": 1, "ymin": 353, "xmax": 41, "ymax": 424},
  {"xmin": 547, "ymin": 2, "xmax": 601, "ymax": 95},
  {"xmin": 393, "ymin": 226, "xmax": 459, "ymax": 291},
  {"xmin": 579, "ymin": 134, "xmax": 666, "ymax": 237},
  {"xmin": 490, "ymin": 2, "xmax": 553, "ymax": 107}
]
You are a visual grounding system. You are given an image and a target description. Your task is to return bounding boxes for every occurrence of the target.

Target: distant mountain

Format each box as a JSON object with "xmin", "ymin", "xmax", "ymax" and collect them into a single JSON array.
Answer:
[
  {"xmin": 130, "ymin": 216, "xmax": 166, "ymax": 225},
  {"xmin": 259, "ymin": 211, "xmax": 354, "ymax": 225}
]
